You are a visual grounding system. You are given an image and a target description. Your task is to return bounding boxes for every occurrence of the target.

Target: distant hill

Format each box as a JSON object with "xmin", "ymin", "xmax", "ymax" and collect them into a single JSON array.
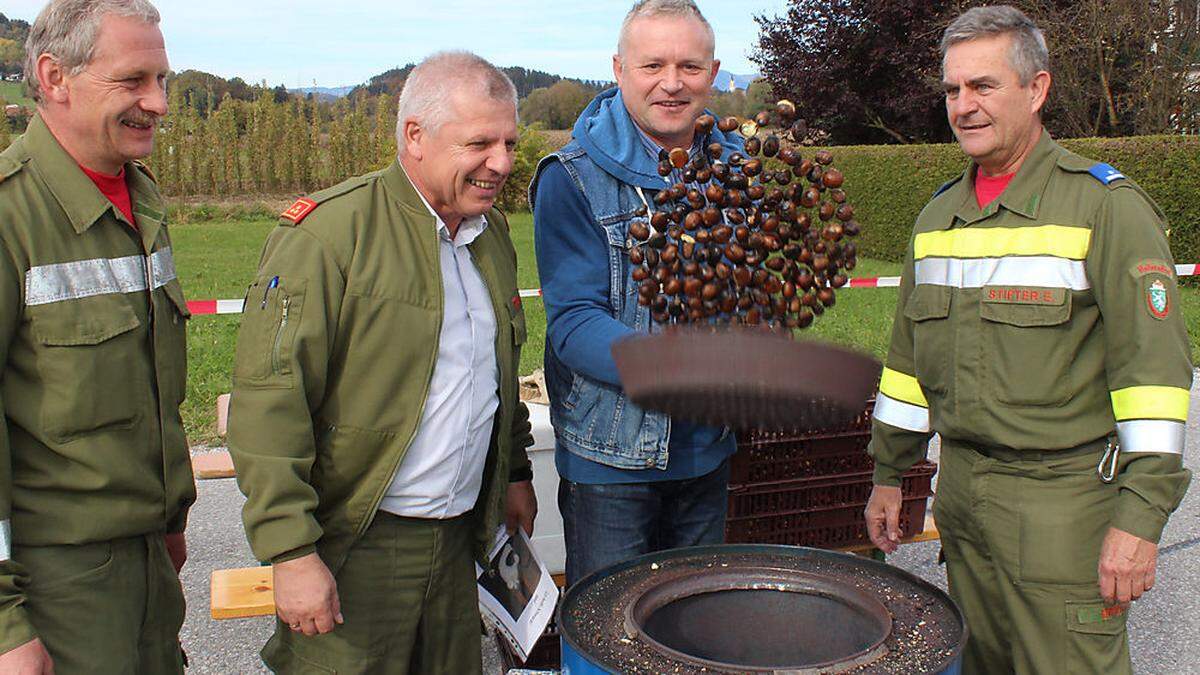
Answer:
[
  {"xmin": 714, "ymin": 70, "xmax": 759, "ymax": 92},
  {"xmin": 290, "ymin": 85, "xmax": 357, "ymax": 101},
  {"xmin": 0, "ymin": 13, "xmax": 31, "ymax": 78},
  {"xmin": 301, "ymin": 65, "xmax": 611, "ymax": 101}
]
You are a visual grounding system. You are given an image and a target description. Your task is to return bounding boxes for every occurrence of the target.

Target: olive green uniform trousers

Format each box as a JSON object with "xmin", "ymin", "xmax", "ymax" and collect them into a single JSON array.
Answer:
[
  {"xmin": 933, "ymin": 439, "xmax": 1132, "ymax": 674},
  {"xmin": 13, "ymin": 534, "xmax": 185, "ymax": 674},
  {"xmin": 262, "ymin": 512, "xmax": 482, "ymax": 674}
]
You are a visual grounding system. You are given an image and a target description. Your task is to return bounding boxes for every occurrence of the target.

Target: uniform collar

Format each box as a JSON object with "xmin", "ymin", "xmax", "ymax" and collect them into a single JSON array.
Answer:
[
  {"xmin": 948, "ymin": 128, "xmax": 1059, "ymax": 226},
  {"xmin": 24, "ymin": 113, "xmax": 166, "ymax": 243},
  {"xmin": 391, "ymin": 160, "xmax": 489, "ymax": 245}
]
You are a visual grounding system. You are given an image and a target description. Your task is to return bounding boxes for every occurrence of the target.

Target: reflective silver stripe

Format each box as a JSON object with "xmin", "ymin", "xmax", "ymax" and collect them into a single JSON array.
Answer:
[
  {"xmin": 25, "ymin": 248, "xmax": 177, "ymax": 306},
  {"xmin": 0, "ymin": 519, "xmax": 9, "ymax": 562},
  {"xmin": 1116, "ymin": 419, "xmax": 1186, "ymax": 455},
  {"xmin": 150, "ymin": 248, "xmax": 176, "ymax": 287},
  {"xmin": 873, "ymin": 393, "xmax": 931, "ymax": 433},
  {"xmin": 914, "ymin": 256, "xmax": 1089, "ymax": 290}
]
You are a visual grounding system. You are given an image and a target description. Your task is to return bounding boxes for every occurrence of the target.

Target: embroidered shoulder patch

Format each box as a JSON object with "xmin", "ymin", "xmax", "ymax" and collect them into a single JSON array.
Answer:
[
  {"xmin": 1087, "ymin": 163, "xmax": 1126, "ymax": 186},
  {"xmin": 1146, "ymin": 278, "xmax": 1170, "ymax": 319},
  {"xmin": 281, "ymin": 197, "xmax": 318, "ymax": 224}
]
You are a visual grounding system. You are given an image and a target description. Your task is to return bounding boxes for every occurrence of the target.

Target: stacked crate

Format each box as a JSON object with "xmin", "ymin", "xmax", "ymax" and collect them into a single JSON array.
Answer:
[{"xmin": 725, "ymin": 400, "xmax": 937, "ymax": 549}]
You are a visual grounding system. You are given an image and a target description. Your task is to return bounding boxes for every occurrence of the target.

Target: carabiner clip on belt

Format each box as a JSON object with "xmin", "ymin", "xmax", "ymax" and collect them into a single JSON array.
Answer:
[{"xmin": 1097, "ymin": 439, "xmax": 1120, "ymax": 484}]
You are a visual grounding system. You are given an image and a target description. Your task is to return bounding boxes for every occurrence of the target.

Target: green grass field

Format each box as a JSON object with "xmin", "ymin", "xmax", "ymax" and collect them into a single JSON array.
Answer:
[
  {"xmin": 172, "ymin": 212, "xmax": 1200, "ymax": 445},
  {"xmin": 0, "ymin": 81, "xmax": 33, "ymax": 108}
]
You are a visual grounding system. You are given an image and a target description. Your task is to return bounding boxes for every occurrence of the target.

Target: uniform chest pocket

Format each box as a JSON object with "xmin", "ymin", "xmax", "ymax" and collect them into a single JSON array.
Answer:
[
  {"xmin": 233, "ymin": 276, "xmax": 306, "ymax": 387},
  {"xmin": 903, "ymin": 285, "xmax": 952, "ymax": 395},
  {"xmin": 980, "ymin": 288, "xmax": 1074, "ymax": 406},
  {"xmin": 29, "ymin": 296, "xmax": 144, "ymax": 443}
]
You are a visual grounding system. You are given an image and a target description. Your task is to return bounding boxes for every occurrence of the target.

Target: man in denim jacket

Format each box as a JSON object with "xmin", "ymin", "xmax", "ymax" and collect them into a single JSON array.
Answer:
[{"xmin": 530, "ymin": 0, "xmax": 741, "ymax": 585}]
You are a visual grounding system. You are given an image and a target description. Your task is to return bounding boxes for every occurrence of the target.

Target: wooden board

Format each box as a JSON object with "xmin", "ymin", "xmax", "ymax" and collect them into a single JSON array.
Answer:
[
  {"xmin": 217, "ymin": 393, "xmax": 231, "ymax": 437},
  {"xmin": 192, "ymin": 450, "xmax": 236, "ymax": 479},
  {"xmin": 210, "ymin": 566, "xmax": 275, "ymax": 619}
]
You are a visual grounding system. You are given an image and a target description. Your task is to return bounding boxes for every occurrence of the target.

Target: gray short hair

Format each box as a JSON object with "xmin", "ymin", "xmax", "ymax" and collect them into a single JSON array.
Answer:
[
  {"xmin": 24, "ymin": 0, "xmax": 161, "ymax": 103},
  {"xmin": 618, "ymin": 0, "xmax": 715, "ymax": 59},
  {"xmin": 395, "ymin": 51, "xmax": 518, "ymax": 155},
  {"xmin": 941, "ymin": 5, "xmax": 1049, "ymax": 85}
]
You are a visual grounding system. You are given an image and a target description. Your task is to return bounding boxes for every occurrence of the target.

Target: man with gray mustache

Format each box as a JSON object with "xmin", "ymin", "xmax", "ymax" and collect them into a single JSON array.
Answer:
[{"xmin": 0, "ymin": 0, "xmax": 193, "ymax": 672}]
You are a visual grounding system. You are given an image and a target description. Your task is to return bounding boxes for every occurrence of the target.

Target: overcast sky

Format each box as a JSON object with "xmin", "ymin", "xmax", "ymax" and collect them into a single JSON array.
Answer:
[{"xmin": 3, "ymin": 0, "xmax": 789, "ymax": 88}]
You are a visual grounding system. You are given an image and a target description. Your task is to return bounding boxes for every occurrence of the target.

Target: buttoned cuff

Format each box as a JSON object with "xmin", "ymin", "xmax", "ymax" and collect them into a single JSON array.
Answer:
[
  {"xmin": 1111, "ymin": 492, "xmax": 1169, "ymax": 544},
  {"xmin": 270, "ymin": 544, "xmax": 317, "ymax": 566},
  {"xmin": 872, "ymin": 462, "xmax": 905, "ymax": 488},
  {"xmin": 508, "ymin": 465, "xmax": 533, "ymax": 483}
]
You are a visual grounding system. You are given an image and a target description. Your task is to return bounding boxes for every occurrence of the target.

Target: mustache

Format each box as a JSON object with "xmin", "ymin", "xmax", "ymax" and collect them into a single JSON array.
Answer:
[{"xmin": 120, "ymin": 110, "xmax": 160, "ymax": 126}]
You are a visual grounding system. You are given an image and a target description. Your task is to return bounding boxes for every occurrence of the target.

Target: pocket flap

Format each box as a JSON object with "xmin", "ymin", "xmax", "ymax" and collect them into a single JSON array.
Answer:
[
  {"xmin": 31, "ymin": 296, "xmax": 141, "ymax": 346},
  {"xmin": 981, "ymin": 288, "xmax": 1071, "ymax": 327},
  {"xmin": 903, "ymin": 285, "xmax": 952, "ymax": 322}
]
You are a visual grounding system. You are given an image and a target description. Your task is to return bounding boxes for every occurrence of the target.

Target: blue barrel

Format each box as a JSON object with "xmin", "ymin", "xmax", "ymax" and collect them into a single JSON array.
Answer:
[{"xmin": 559, "ymin": 544, "xmax": 966, "ymax": 674}]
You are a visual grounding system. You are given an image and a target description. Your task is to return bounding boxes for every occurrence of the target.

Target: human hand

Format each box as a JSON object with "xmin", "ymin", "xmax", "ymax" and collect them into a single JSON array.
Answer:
[
  {"xmin": 1098, "ymin": 527, "xmax": 1157, "ymax": 605},
  {"xmin": 273, "ymin": 552, "xmax": 343, "ymax": 636},
  {"xmin": 505, "ymin": 480, "xmax": 537, "ymax": 537},
  {"xmin": 865, "ymin": 485, "xmax": 904, "ymax": 553},
  {"xmin": 164, "ymin": 532, "xmax": 187, "ymax": 573},
  {"xmin": 0, "ymin": 638, "xmax": 55, "ymax": 674}
]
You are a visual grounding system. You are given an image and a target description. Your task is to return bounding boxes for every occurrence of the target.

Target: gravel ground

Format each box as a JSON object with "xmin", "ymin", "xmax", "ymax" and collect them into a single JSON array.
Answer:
[{"xmin": 181, "ymin": 375, "xmax": 1200, "ymax": 673}]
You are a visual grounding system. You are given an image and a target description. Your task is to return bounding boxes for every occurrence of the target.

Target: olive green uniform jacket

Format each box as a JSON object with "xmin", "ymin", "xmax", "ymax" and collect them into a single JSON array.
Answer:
[
  {"xmin": 869, "ymin": 131, "xmax": 1192, "ymax": 544},
  {"xmin": 0, "ymin": 115, "xmax": 195, "ymax": 653},
  {"xmin": 228, "ymin": 161, "xmax": 533, "ymax": 572}
]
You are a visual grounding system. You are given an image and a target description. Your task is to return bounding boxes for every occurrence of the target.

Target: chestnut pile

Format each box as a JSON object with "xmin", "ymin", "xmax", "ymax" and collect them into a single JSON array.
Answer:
[{"xmin": 629, "ymin": 101, "xmax": 860, "ymax": 330}]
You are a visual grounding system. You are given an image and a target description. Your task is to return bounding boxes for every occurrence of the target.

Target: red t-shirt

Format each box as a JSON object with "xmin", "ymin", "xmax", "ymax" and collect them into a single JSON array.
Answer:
[
  {"xmin": 80, "ymin": 165, "xmax": 136, "ymax": 228},
  {"xmin": 975, "ymin": 167, "xmax": 1015, "ymax": 208}
]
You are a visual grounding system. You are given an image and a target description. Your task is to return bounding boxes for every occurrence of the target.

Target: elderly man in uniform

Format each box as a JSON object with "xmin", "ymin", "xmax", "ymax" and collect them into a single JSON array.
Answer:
[
  {"xmin": 228, "ymin": 51, "xmax": 536, "ymax": 674},
  {"xmin": 529, "ymin": 0, "xmax": 741, "ymax": 587},
  {"xmin": 0, "ymin": 0, "xmax": 193, "ymax": 672},
  {"xmin": 865, "ymin": 6, "xmax": 1192, "ymax": 673}
]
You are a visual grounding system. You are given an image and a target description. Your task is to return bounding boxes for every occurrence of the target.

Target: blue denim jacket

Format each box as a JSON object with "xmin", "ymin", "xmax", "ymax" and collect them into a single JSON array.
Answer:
[{"xmin": 529, "ymin": 88, "xmax": 742, "ymax": 471}]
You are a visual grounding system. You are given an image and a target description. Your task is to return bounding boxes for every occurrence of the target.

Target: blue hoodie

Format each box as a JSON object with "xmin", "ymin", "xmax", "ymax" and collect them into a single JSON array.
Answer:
[{"xmin": 532, "ymin": 88, "xmax": 743, "ymax": 483}]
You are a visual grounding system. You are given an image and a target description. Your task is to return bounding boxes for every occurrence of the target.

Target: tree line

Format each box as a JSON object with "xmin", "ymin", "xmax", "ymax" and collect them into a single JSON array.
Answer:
[
  {"xmin": 142, "ymin": 85, "xmax": 554, "ymax": 213},
  {"xmin": 755, "ymin": 0, "xmax": 1200, "ymax": 144}
]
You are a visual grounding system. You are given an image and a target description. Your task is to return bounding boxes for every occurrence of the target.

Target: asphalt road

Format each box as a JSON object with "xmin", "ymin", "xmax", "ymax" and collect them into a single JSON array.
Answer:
[{"xmin": 180, "ymin": 377, "xmax": 1200, "ymax": 673}]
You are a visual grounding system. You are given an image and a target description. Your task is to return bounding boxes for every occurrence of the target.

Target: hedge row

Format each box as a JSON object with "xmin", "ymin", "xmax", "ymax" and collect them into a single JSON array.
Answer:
[{"xmin": 815, "ymin": 135, "xmax": 1200, "ymax": 264}]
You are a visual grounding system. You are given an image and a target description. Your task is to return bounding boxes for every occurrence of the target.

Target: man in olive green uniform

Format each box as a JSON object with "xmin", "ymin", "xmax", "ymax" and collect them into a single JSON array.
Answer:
[
  {"xmin": 0, "ymin": 1, "xmax": 193, "ymax": 673},
  {"xmin": 229, "ymin": 51, "xmax": 536, "ymax": 675},
  {"xmin": 865, "ymin": 6, "xmax": 1191, "ymax": 674}
]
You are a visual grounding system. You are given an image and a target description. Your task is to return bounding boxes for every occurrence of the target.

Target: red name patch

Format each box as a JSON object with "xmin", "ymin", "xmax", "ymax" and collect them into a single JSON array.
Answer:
[
  {"xmin": 1137, "ymin": 263, "xmax": 1172, "ymax": 276},
  {"xmin": 281, "ymin": 198, "xmax": 318, "ymax": 224},
  {"xmin": 983, "ymin": 286, "xmax": 1064, "ymax": 305}
]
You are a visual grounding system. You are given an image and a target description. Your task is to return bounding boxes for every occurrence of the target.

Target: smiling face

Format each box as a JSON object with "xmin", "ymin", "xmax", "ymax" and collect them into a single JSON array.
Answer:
[
  {"xmin": 613, "ymin": 14, "xmax": 720, "ymax": 150},
  {"xmin": 942, "ymin": 34, "xmax": 1050, "ymax": 176},
  {"xmin": 39, "ymin": 14, "xmax": 169, "ymax": 174},
  {"xmin": 401, "ymin": 87, "xmax": 518, "ymax": 233}
]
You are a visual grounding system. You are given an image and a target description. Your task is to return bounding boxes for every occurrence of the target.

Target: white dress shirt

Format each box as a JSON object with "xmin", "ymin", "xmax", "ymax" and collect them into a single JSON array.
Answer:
[{"xmin": 378, "ymin": 180, "xmax": 500, "ymax": 518}]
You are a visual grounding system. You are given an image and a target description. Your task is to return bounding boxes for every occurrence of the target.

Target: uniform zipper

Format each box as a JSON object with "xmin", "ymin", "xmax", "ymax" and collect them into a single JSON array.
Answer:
[{"xmin": 271, "ymin": 295, "xmax": 291, "ymax": 374}]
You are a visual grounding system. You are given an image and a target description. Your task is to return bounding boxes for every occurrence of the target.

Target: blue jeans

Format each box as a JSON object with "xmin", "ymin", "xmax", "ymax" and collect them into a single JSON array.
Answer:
[{"xmin": 558, "ymin": 459, "xmax": 731, "ymax": 586}]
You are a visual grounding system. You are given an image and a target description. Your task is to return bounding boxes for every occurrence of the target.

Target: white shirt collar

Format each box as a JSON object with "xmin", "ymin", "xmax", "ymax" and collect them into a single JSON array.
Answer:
[{"xmin": 400, "ymin": 161, "xmax": 489, "ymax": 246}]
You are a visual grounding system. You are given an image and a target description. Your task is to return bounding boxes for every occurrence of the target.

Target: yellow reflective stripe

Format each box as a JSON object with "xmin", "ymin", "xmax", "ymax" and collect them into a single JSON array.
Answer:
[
  {"xmin": 913, "ymin": 225, "xmax": 1091, "ymax": 261},
  {"xmin": 879, "ymin": 367, "xmax": 928, "ymax": 407},
  {"xmin": 1110, "ymin": 386, "xmax": 1190, "ymax": 422}
]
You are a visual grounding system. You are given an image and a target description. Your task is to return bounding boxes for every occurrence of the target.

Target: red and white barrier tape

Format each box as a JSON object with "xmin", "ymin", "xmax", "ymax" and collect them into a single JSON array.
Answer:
[{"xmin": 186, "ymin": 264, "xmax": 1199, "ymax": 316}]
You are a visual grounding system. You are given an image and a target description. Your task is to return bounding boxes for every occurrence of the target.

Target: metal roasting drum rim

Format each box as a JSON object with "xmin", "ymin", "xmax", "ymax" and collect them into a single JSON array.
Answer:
[
  {"xmin": 558, "ymin": 544, "xmax": 969, "ymax": 675},
  {"xmin": 612, "ymin": 328, "xmax": 882, "ymax": 432},
  {"xmin": 621, "ymin": 565, "xmax": 893, "ymax": 673}
]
